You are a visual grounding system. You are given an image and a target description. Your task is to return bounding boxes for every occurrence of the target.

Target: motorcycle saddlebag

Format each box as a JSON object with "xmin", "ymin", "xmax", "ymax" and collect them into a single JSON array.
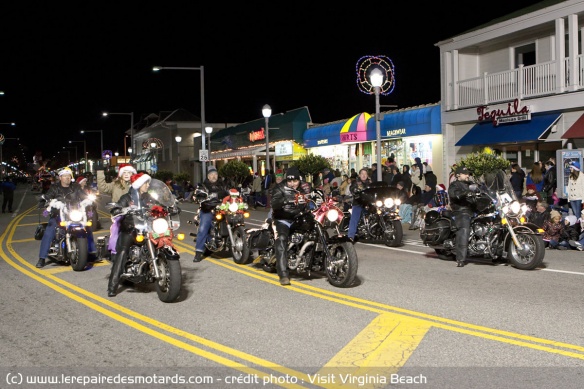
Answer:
[
  {"xmin": 34, "ymin": 223, "xmax": 47, "ymax": 241},
  {"xmin": 420, "ymin": 219, "xmax": 451, "ymax": 245},
  {"xmin": 247, "ymin": 228, "xmax": 272, "ymax": 250}
]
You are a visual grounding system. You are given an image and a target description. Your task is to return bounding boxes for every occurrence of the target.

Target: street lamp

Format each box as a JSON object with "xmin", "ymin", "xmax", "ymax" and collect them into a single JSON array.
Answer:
[
  {"xmin": 102, "ymin": 112, "xmax": 134, "ymax": 161},
  {"xmin": 80, "ymin": 129, "xmax": 103, "ymax": 168},
  {"xmin": 175, "ymin": 135, "xmax": 182, "ymax": 174},
  {"xmin": 0, "ymin": 122, "xmax": 15, "ymax": 126},
  {"xmin": 64, "ymin": 146, "xmax": 78, "ymax": 172},
  {"xmin": 370, "ymin": 68, "xmax": 384, "ymax": 182},
  {"xmin": 70, "ymin": 140, "xmax": 87, "ymax": 173},
  {"xmin": 152, "ymin": 66, "xmax": 206, "ymax": 179},
  {"xmin": 262, "ymin": 104, "xmax": 271, "ymax": 173}
]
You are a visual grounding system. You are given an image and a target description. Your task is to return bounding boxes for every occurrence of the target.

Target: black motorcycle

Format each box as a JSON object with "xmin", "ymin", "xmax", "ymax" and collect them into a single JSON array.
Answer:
[
  {"xmin": 340, "ymin": 182, "xmax": 404, "ymax": 247},
  {"xmin": 420, "ymin": 171, "xmax": 545, "ymax": 270},
  {"xmin": 255, "ymin": 190, "xmax": 358, "ymax": 288}
]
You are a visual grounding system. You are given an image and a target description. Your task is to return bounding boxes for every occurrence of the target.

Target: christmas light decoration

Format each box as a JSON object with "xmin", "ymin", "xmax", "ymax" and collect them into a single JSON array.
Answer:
[{"xmin": 356, "ymin": 55, "xmax": 395, "ymax": 96}]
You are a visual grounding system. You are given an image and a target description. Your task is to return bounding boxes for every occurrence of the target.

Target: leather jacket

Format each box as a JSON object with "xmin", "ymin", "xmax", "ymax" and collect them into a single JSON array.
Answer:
[
  {"xmin": 542, "ymin": 166, "xmax": 557, "ymax": 194},
  {"xmin": 43, "ymin": 182, "xmax": 88, "ymax": 217},
  {"xmin": 448, "ymin": 179, "xmax": 475, "ymax": 213},
  {"xmin": 349, "ymin": 178, "xmax": 371, "ymax": 197},
  {"xmin": 197, "ymin": 178, "xmax": 229, "ymax": 213},
  {"xmin": 271, "ymin": 181, "xmax": 312, "ymax": 220}
]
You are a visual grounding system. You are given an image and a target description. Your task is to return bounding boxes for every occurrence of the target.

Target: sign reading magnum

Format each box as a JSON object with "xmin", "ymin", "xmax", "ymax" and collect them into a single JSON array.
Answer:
[
  {"xmin": 249, "ymin": 128, "xmax": 266, "ymax": 142},
  {"xmin": 477, "ymin": 98, "xmax": 531, "ymax": 126}
]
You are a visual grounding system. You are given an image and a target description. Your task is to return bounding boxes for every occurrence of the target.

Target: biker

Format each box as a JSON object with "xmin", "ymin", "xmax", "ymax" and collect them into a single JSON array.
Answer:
[
  {"xmin": 347, "ymin": 168, "xmax": 372, "ymax": 243},
  {"xmin": 107, "ymin": 172, "xmax": 152, "ymax": 297},
  {"xmin": 447, "ymin": 165, "xmax": 475, "ymax": 268},
  {"xmin": 193, "ymin": 165, "xmax": 229, "ymax": 263},
  {"xmin": 36, "ymin": 168, "xmax": 96, "ymax": 268}
]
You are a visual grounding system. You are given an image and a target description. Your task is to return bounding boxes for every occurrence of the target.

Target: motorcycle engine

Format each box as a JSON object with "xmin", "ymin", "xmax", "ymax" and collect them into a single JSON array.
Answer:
[
  {"xmin": 468, "ymin": 222, "xmax": 494, "ymax": 257},
  {"xmin": 290, "ymin": 233, "xmax": 304, "ymax": 244},
  {"xmin": 129, "ymin": 246, "xmax": 141, "ymax": 263}
]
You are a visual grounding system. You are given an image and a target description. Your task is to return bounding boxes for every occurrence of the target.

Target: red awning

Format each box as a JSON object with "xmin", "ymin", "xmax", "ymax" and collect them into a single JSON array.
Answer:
[{"xmin": 561, "ymin": 114, "xmax": 584, "ymax": 139}]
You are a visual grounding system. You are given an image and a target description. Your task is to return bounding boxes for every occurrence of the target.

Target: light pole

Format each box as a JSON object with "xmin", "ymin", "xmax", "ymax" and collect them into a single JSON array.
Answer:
[
  {"xmin": 64, "ymin": 146, "xmax": 78, "ymax": 172},
  {"xmin": 0, "ymin": 123, "xmax": 16, "ymax": 180},
  {"xmin": 370, "ymin": 68, "xmax": 384, "ymax": 182},
  {"xmin": 205, "ymin": 126, "xmax": 213, "ymax": 160},
  {"xmin": 152, "ymin": 66, "xmax": 206, "ymax": 179},
  {"xmin": 102, "ymin": 112, "xmax": 134, "ymax": 161},
  {"xmin": 70, "ymin": 140, "xmax": 87, "ymax": 173},
  {"xmin": 80, "ymin": 129, "xmax": 103, "ymax": 168},
  {"xmin": 262, "ymin": 105, "xmax": 271, "ymax": 174},
  {"xmin": 175, "ymin": 135, "xmax": 182, "ymax": 174},
  {"xmin": 123, "ymin": 135, "xmax": 130, "ymax": 162}
]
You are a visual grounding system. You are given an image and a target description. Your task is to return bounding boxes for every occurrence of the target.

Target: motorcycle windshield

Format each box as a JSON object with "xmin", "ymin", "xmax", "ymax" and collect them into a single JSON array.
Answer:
[
  {"xmin": 481, "ymin": 170, "xmax": 517, "ymax": 201},
  {"xmin": 146, "ymin": 179, "xmax": 177, "ymax": 208}
]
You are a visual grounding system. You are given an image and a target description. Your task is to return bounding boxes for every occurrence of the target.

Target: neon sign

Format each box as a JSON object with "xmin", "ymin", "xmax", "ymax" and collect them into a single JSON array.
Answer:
[{"xmin": 249, "ymin": 128, "xmax": 265, "ymax": 142}]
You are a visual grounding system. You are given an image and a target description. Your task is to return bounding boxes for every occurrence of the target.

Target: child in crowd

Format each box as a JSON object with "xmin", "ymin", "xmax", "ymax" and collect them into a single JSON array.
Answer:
[
  {"xmin": 568, "ymin": 210, "xmax": 584, "ymax": 250},
  {"xmin": 558, "ymin": 215, "xmax": 580, "ymax": 250},
  {"xmin": 523, "ymin": 184, "xmax": 542, "ymax": 213},
  {"xmin": 542, "ymin": 210, "xmax": 564, "ymax": 249}
]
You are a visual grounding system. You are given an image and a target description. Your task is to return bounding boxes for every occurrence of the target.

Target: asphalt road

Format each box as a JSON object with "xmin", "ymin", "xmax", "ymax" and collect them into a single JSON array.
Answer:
[{"xmin": 1, "ymin": 185, "xmax": 583, "ymax": 389}]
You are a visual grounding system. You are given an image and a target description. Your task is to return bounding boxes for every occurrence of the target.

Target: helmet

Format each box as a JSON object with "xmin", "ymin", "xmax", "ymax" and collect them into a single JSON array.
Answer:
[{"xmin": 424, "ymin": 210, "xmax": 440, "ymax": 224}]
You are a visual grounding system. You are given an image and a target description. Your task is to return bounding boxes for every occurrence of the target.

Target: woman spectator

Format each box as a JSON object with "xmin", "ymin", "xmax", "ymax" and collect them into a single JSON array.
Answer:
[
  {"xmin": 542, "ymin": 160, "xmax": 557, "ymax": 202},
  {"xmin": 509, "ymin": 163, "xmax": 525, "ymax": 199},
  {"xmin": 567, "ymin": 161, "xmax": 584, "ymax": 217},
  {"xmin": 401, "ymin": 165, "xmax": 413, "ymax": 195},
  {"xmin": 526, "ymin": 162, "xmax": 545, "ymax": 193},
  {"xmin": 411, "ymin": 163, "xmax": 425, "ymax": 191}
]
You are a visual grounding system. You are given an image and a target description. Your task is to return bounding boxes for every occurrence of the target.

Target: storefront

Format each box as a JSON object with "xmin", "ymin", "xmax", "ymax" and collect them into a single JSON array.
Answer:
[
  {"xmin": 303, "ymin": 104, "xmax": 443, "ymax": 181},
  {"xmin": 210, "ymin": 107, "xmax": 310, "ymax": 174}
]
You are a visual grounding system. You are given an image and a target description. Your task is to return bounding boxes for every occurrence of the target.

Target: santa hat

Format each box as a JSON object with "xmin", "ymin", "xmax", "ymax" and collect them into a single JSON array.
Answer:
[
  {"xmin": 58, "ymin": 167, "xmax": 74, "ymax": 178},
  {"xmin": 131, "ymin": 173, "xmax": 151, "ymax": 189},
  {"xmin": 118, "ymin": 163, "xmax": 137, "ymax": 177},
  {"xmin": 437, "ymin": 184, "xmax": 446, "ymax": 192},
  {"xmin": 526, "ymin": 184, "xmax": 537, "ymax": 191},
  {"xmin": 76, "ymin": 176, "xmax": 87, "ymax": 185},
  {"xmin": 229, "ymin": 188, "xmax": 239, "ymax": 197}
]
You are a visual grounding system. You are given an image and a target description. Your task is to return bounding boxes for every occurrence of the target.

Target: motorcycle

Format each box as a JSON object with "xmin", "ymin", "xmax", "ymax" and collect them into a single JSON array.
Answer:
[
  {"xmin": 39, "ymin": 193, "xmax": 96, "ymax": 271},
  {"xmin": 340, "ymin": 182, "xmax": 404, "ymax": 247},
  {"xmin": 96, "ymin": 179, "xmax": 184, "ymax": 302},
  {"xmin": 420, "ymin": 170, "xmax": 545, "ymax": 270},
  {"xmin": 191, "ymin": 188, "xmax": 251, "ymax": 264},
  {"xmin": 255, "ymin": 190, "xmax": 358, "ymax": 288}
]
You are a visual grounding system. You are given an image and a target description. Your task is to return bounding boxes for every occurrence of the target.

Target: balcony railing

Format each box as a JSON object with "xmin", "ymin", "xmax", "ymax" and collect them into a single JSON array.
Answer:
[{"xmin": 453, "ymin": 54, "xmax": 584, "ymax": 110}]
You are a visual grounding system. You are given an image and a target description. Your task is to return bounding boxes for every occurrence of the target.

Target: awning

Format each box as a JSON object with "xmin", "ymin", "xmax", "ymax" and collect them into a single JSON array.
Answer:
[
  {"xmin": 455, "ymin": 113, "xmax": 562, "ymax": 146},
  {"xmin": 561, "ymin": 113, "xmax": 584, "ymax": 139},
  {"xmin": 210, "ymin": 145, "xmax": 267, "ymax": 160},
  {"xmin": 303, "ymin": 121, "xmax": 344, "ymax": 148}
]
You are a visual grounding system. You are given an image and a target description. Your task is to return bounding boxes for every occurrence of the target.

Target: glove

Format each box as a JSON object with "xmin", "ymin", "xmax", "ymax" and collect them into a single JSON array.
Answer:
[{"xmin": 209, "ymin": 192, "xmax": 218, "ymax": 199}]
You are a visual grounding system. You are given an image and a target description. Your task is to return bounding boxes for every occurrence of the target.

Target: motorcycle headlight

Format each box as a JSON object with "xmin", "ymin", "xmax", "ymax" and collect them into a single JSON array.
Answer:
[
  {"xmin": 152, "ymin": 217, "xmax": 169, "ymax": 234},
  {"xmin": 87, "ymin": 194, "xmax": 96, "ymax": 202},
  {"xmin": 384, "ymin": 198, "xmax": 394, "ymax": 207},
  {"xmin": 376, "ymin": 200, "xmax": 383, "ymax": 207},
  {"xmin": 510, "ymin": 201, "xmax": 521, "ymax": 214},
  {"xmin": 395, "ymin": 198, "xmax": 401, "ymax": 206},
  {"xmin": 327, "ymin": 209, "xmax": 339, "ymax": 222},
  {"xmin": 228, "ymin": 202, "xmax": 239, "ymax": 213},
  {"xmin": 69, "ymin": 209, "xmax": 83, "ymax": 222}
]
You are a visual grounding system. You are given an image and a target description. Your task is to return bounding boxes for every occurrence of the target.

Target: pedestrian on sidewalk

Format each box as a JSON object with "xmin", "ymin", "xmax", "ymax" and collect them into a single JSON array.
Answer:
[{"xmin": 1, "ymin": 177, "xmax": 16, "ymax": 213}]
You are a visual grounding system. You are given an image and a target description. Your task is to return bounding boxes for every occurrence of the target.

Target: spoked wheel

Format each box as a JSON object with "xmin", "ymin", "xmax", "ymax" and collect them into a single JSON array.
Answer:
[
  {"xmin": 155, "ymin": 255, "xmax": 182, "ymax": 303},
  {"xmin": 507, "ymin": 233, "xmax": 545, "ymax": 270},
  {"xmin": 232, "ymin": 226, "xmax": 251, "ymax": 264},
  {"xmin": 384, "ymin": 219, "xmax": 403, "ymax": 247},
  {"xmin": 69, "ymin": 236, "xmax": 89, "ymax": 271},
  {"xmin": 261, "ymin": 254, "xmax": 277, "ymax": 273},
  {"xmin": 325, "ymin": 242, "xmax": 358, "ymax": 288}
]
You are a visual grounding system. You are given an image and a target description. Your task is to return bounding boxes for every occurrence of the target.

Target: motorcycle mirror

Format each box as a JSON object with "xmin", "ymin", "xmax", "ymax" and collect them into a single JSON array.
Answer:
[{"xmin": 469, "ymin": 184, "xmax": 479, "ymax": 192}]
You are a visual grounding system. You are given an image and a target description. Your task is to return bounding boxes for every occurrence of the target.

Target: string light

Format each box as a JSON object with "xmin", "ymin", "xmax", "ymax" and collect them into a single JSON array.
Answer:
[{"xmin": 356, "ymin": 55, "xmax": 396, "ymax": 95}]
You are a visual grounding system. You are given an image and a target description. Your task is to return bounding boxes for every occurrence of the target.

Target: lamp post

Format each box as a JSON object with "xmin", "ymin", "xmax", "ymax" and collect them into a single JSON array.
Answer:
[
  {"xmin": 175, "ymin": 135, "xmax": 182, "ymax": 174},
  {"xmin": 80, "ymin": 129, "xmax": 103, "ymax": 168},
  {"xmin": 70, "ymin": 140, "xmax": 87, "ymax": 173},
  {"xmin": 64, "ymin": 146, "xmax": 78, "ymax": 172},
  {"xmin": 153, "ymin": 66, "xmax": 206, "ymax": 180},
  {"xmin": 102, "ymin": 112, "xmax": 134, "ymax": 161},
  {"xmin": 370, "ymin": 68, "xmax": 384, "ymax": 182},
  {"xmin": 0, "ymin": 123, "xmax": 16, "ymax": 180},
  {"xmin": 205, "ymin": 126, "xmax": 213, "ymax": 160},
  {"xmin": 262, "ymin": 105, "xmax": 271, "ymax": 173},
  {"xmin": 123, "ymin": 135, "xmax": 130, "ymax": 162}
]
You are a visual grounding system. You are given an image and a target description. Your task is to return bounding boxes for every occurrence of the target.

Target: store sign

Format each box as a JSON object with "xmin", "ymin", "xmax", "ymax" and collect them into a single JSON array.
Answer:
[
  {"xmin": 341, "ymin": 132, "xmax": 368, "ymax": 143},
  {"xmin": 477, "ymin": 98, "xmax": 531, "ymax": 126},
  {"xmin": 249, "ymin": 128, "xmax": 265, "ymax": 142},
  {"xmin": 384, "ymin": 128, "xmax": 406, "ymax": 138},
  {"xmin": 276, "ymin": 142, "xmax": 293, "ymax": 156},
  {"xmin": 317, "ymin": 139, "xmax": 328, "ymax": 145}
]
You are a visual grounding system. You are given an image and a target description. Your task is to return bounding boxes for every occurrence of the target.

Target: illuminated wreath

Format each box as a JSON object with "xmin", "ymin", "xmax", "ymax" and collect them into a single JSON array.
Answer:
[{"xmin": 356, "ymin": 55, "xmax": 396, "ymax": 96}]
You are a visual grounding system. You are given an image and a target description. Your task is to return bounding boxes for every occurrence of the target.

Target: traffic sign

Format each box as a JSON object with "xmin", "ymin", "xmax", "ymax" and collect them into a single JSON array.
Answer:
[{"xmin": 199, "ymin": 149, "xmax": 209, "ymax": 161}]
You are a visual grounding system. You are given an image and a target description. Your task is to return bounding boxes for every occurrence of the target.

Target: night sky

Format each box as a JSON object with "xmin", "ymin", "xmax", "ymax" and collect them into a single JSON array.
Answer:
[{"xmin": 0, "ymin": 1, "xmax": 539, "ymax": 170}]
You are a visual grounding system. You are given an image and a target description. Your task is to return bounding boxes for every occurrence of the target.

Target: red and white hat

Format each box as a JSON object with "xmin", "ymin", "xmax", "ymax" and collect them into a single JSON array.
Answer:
[
  {"xmin": 437, "ymin": 184, "xmax": 446, "ymax": 192},
  {"xmin": 229, "ymin": 188, "xmax": 239, "ymax": 197},
  {"xmin": 76, "ymin": 176, "xmax": 87, "ymax": 185},
  {"xmin": 118, "ymin": 163, "xmax": 137, "ymax": 177},
  {"xmin": 130, "ymin": 173, "xmax": 151, "ymax": 189}
]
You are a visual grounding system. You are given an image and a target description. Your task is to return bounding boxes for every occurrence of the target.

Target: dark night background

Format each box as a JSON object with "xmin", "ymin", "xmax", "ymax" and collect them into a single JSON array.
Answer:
[{"xmin": 0, "ymin": 1, "xmax": 538, "ymax": 171}]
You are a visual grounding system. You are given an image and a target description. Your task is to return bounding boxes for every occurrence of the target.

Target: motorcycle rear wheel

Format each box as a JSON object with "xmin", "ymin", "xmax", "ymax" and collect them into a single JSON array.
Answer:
[
  {"xmin": 326, "ymin": 242, "xmax": 358, "ymax": 288},
  {"xmin": 232, "ymin": 226, "xmax": 251, "ymax": 264},
  {"xmin": 507, "ymin": 232, "xmax": 545, "ymax": 270},
  {"xmin": 69, "ymin": 236, "xmax": 89, "ymax": 271},
  {"xmin": 155, "ymin": 256, "xmax": 181, "ymax": 303}
]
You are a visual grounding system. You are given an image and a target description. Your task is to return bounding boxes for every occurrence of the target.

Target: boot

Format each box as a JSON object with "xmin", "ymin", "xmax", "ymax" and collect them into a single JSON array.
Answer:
[
  {"xmin": 275, "ymin": 237, "xmax": 290, "ymax": 286},
  {"xmin": 36, "ymin": 258, "xmax": 45, "ymax": 268},
  {"xmin": 107, "ymin": 251, "xmax": 126, "ymax": 297},
  {"xmin": 193, "ymin": 251, "xmax": 204, "ymax": 262},
  {"xmin": 456, "ymin": 260, "xmax": 466, "ymax": 267}
]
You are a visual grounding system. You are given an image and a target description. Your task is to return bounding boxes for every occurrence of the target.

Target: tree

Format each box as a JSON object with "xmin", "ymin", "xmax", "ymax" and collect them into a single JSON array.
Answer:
[
  {"xmin": 291, "ymin": 154, "xmax": 331, "ymax": 183},
  {"xmin": 218, "ymin": 160, "xmax": 251, "ymax": 187},
  {"xmin": 457, "ymin": 147, "xmax": 510, "ymax": 189}
]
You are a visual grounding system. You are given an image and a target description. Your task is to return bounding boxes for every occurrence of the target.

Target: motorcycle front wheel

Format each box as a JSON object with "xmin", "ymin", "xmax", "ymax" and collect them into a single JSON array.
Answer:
[
  {"xmin": 507, "ymin": 232, "xmax": 545, "ymax": 270},
  {"xmin": 69, "ymin": 236, "xmax": 89, "ymax": 271},
  {"xmin": 231, "ymin": 226, "xmax": 251, "ymax": 264},
  {"xmin": 155, "ymin": 256, "xmax": 181, "ymax": 303},
  {"xmin": 326, "ymin": 242, "xmax": 358, "ymax": 288},
  {"xmin": 383, "ymin": 219, "xmax": 403, "ymax": 247}
]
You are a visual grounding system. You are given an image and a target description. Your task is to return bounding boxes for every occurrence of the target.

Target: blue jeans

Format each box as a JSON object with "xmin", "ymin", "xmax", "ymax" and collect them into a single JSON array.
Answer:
[
  {"xmin": 569, "ymin": 199, "xmax": 582, "ymax": 217},
  {"xmin": 39, "ymin": 218, "xmax": 95, "ymax": 259},
  {"xmin": 195, "ymin": 211, "xmax": 213, "ymax": 252},
  {"xmin": 348, "ymin": 205, "xmax": 363, "ymax": 239}
]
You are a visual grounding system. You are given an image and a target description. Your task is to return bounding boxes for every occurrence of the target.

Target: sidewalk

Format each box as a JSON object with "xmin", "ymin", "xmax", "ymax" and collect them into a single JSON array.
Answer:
[{"xmin": 0, "ymin": 185, "xmax": 41, "ymax": 234}]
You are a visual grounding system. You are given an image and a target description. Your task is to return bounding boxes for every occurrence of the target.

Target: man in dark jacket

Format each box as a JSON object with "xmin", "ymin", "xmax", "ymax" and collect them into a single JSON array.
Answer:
[
  {"xmin": 193, "ymin": 165, "xmax": 229, "ymax": 263},
  {"xmin": 510, "ymin": 163, "xmax": 525, "ymax": 199},
  {"xmin": 348, "ymin": 168, "xmax": 372, "ymax": 241},
  {"xmin": 1, "ymin": 177, "xmax": 16, "ymax": 213},
  {"xmin": 448, "ymin": 166, "xmax": 475, "ymax": 268},
  {"xmin": 270, "ymin": 166, "xmax": 312, "ymax": 286},
  {"xmin": 542, "ymin": 160, "xmax": 557, "ymax": 201}
]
